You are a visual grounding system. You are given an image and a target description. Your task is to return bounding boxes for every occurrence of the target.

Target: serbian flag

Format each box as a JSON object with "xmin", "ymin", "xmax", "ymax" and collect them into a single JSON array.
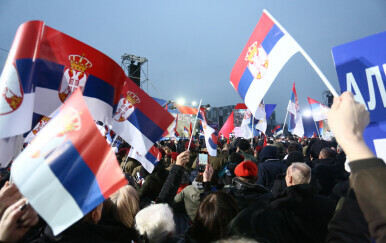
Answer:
[
  {"xmin": 307, "ymin": 97, "xmax": 330, "ymax": 122},
  {"xmin": 111, "ymin": 77, "xmax": 174, "ymax": 155},
  {"xmin": 271, "ymin": 125, "xmax": 283, "ymax": 136},
  {"xmin": 24, "ymin": 116, "xmax": 52, "ymax": 143},
  {"xmin": 184, "ymin": 123, "xmax": 192, "ymax": 138},
  {"xmin": 128, "ymin": 146, "xmax": 161, "ymax": 173},
  {"xmin": 230, "ymin": 10, "xmax": 300, "ymax": 118},
  {"xmin": 202, "ymin": 122, "xmax": 218, "ymax": 156},
  {"xmin": 287, "ymin": 83, "xmax": 304, "ymax": 137},
  {"xmin": 11, "ymin": 89, "xmax": 127, "ymax": 235}
]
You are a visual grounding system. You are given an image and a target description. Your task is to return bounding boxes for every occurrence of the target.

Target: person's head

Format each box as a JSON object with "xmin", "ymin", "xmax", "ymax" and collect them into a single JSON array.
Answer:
[
  {"xmin": 238, "ymin": 139, "xmax": 250, "ymax": 152},
  {"xmin": 319, "ymin": 147, "xmax": 337, "ymax": 159},
  {"xmin": 83, "ymin": 203, "xmax": 103, "ymax": 224},
  {"xmin": 310, "ymin": 140, "xmax": 330, "ymax": 160},
  {"xmin": 286, "ymin": 151, "xmax": 305, "ymax": 166},
  {"xmin": 258, "ymin": 145, "xmax": 279, "ymax": 162},
  {"xmin": 287, "ymin": 142, "xmax": 302, "ymax": 154},
  {"xmin": 285, "ymin": 162, "xmax": 311, "ymax": 187},
  {"xmin": 110, "ymin": 185, "xmax": 139, "ymax": 228},
  {"xmin": 135, "ymin": 203, "xmax": 175, "ymax": 243},
  {"xmin": 229, "ymin": 152, "xmax": 244, "ymax": 164},
  {"xmin": 190, "ymin": 191, "xmax": 238, "ymax": 243},
  {"xmin": 234, "ymin": 161, "xmax": 258, "ymax": 184}
]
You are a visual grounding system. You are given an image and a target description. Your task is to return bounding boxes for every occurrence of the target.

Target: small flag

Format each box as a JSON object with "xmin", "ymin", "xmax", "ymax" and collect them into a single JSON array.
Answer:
[
  {"xmin": 287, "ymin": 83, "xmax": 304, "ymax": 137},
  {"xmin": 128, "ymin": 146, "xmax": 161, "ymax": 173},
  {"xmin": 202, "ymin": 122, "xmax": 218, "ymax": 157},
  {"xmin": 230, "ymin": 10, "xmax": 300, "ymax": 118},
  {"xmin": 11, "ymin": 89, "xmax": 127, "ymax": 235},
  {"xmin": 307, "ymin": 97, "xmax": 330, "ymax": 122}
]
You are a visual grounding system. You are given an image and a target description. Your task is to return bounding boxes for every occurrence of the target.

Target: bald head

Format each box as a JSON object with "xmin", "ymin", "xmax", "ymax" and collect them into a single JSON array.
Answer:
[
  {"xmin": 319, "ymin": 147, "xmax": 337, "ymax": 159},
  {"xmin": 285, "ymin": 162, "xmax": 311, "ymax": 187}
]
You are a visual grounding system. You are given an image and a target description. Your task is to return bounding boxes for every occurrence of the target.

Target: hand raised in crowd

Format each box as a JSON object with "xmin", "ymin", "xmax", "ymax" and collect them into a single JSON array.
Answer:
[
  {"xmin": 203, "ymin": 164, "xmax": 214, "ymax": 182},
  {"xmin": 176, "ymin": 151, "xmax": 190, "ymax": 167},
  {"xmin": 327, "ymin": 91, "xmax": 374, "ymax": 160},
  {"xmin": 0, "ymin": 198, "xmax": 39, "ymax": 243},
  {"xmin": 0, "ymin": 181, "xmax": 22, "ymax": 219}
]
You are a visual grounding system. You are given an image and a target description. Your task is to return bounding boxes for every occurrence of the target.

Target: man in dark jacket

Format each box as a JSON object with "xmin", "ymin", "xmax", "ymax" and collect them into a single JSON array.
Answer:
[
  {"xmin": 311, "ymin": 147, "xmax": 343, "ymax": 196},
  {"xmin": 257, "ymin": 145, "xmax": 287, "ymax": 190},
  {"xmin": 269, "ymin": 162, "xmax": 336, "ymax": 243},
  {"xmin": 224, "ymin": 161, "xmax": 273, "ymax": 210}
]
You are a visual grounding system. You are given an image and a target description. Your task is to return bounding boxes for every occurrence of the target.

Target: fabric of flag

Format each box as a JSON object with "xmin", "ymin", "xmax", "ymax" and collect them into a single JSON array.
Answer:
[
  {"xmin": 11, "ymin": 89, "xmax": 127, "ymax": 235},
  {"xmin": 230, "ymin": 10, "xmax": 300, "ymax": 118},
  {"xmin": 219, "ymin": 112, "xmax": 234, "ymax": 139},
  {"xmin": 25, "ymin": 116, "xmax": 52, "ymax": 143},
  {"xmin": 111, "ymin": 78, "xmax": 174, "ymax": 155},
  {"xmin": 287, "ymin": 83, "xmax": 304, "ymax": 137},
  {"xmin": 307, "ymin": 97, "xmax": 329, "ymax": 122},
  {"xmin": 271, "ymin": 125, "xmax": 283, "ymax": 136},
  {"xmin": 0, "ymin": 21, "xmax": 127, "ymax": 139},
  {"xmin": 0, "ymin": 135, "xmax": 24, "ymax": 168},
  {"xmin": 128, "ymin": 146, "xmax": 161, "ymax": 173},
  {"xmin": 202, "ymin": 122, "xmax": 218, "ymax": 156}
]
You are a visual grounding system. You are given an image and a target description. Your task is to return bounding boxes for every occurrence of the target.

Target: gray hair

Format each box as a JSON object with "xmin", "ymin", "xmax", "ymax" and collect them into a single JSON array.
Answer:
[
  {"xmin": 135, "ymin": 203, "xmax": 175, "ymax": 243},
  {"xmin": 290, "ymin": 162, "xmax": 311, "ymax": 185}
]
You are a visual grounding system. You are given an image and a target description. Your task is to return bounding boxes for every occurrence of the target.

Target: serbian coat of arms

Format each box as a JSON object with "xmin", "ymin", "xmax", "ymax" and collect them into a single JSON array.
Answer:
[
  {"xmin": 59, "ymin": 54, "xmax": 92, "ymax": 103},
  {"xmin": 0, "ymin": 63, "xmax": 23, "ymax": 116},
  {"xmin": 245, "ymin": 41, "xmax": 269, "ymax": 80},
  {"xmin": 113, "ymin": 91, "xmax": 140, "ymax": 122}
]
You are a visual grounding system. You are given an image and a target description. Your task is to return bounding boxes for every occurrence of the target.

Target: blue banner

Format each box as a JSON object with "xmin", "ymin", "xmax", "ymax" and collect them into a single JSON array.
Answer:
[{"xmin": 332, "ymin": 31, "xmax": 386, "ymax": 159}]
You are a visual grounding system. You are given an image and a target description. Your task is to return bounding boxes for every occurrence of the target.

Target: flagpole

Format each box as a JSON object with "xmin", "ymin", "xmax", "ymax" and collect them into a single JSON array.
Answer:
[
  {"xmin": 110, "ymin": 134, "xmax": 118, "ymax": 147},
  {"xmin": 251, "ymin": 113, "xmax": 254, "ymax": 145},
  {"xmin": 310, "ymin": 109, "xmax": 321, "ymax": 137},
  {"xmin": 282, "ymin": 101, "xmax": 290, "ymax": 134},
  {"xmin": 187, "ymin": 99, "xmax": 202, "ymax": 151},
  {"xmin": 263, "ymin": 9, "xmax": 339, "ymax": 98}
]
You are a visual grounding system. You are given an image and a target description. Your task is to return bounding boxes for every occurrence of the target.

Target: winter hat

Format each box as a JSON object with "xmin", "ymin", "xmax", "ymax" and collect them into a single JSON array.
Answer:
[
  {"xmin": 167, "ymin": 152, "xmax": 179, "ymax": 161},
  {"xmin": 258, "ymin": 145, "xmax": 279, "ymax": 162},
  {"xmin": 235, "ymin": 161, "xmax": 258, "ymax": 178}
]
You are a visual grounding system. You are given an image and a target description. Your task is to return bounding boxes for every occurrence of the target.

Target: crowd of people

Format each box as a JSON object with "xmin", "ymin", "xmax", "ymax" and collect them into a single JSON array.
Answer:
[{"xmin": 0, "ymin": 92, "xmax": 384, "ymax": 243}]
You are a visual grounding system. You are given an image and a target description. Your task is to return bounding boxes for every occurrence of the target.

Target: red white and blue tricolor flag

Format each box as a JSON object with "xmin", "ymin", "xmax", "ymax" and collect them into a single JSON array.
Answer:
[
  {"xmin": 111, "ymin": 78, "xmax": 174, "ymax": 155},
  {"xmin": 128, "ymin": 145, "xmax": 161, "ymax": 173},
  {"xmin": 271, "ymin": 125, "xmax": 283, "ymax": 136},
  {"xmin": 307, "ymin": 97, "xmax": 330, "ymax": 122},
  {"xmin": 0, "ymin": 21, "xmax": 127, "ymax": 166},
  {"xmin": 202, "ymin": 122, "xmax": 218, "ymax": 157},
  {"xmin": 230, "ymin": 10, "xmax": 300, "ymax": 118},
  {"xmin": 287, "ymin": 83, "xmax": 304, "ymax": 137},
  {"xmin": 11, "ymin": 89, "xmax": 127, "ymax": 235}
]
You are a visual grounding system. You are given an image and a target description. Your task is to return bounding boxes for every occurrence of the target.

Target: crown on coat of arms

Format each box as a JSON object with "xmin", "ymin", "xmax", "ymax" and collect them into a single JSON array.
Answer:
[
  {"xmin": 69, "ymin": 54, "xmax": 92, "ymax": 72},
  {"xmin": 125, "ymin": 91, "xmax": 140, "ymax": 105},
  {"xmin": 245, "ymin": 41, "xmax": 259, "ymax": 63}
]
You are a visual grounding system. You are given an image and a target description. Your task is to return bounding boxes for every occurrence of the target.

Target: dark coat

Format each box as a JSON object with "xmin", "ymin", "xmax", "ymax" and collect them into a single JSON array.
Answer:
[
  {"xmin": 311, "ymin": 158, "xmax": 342, "ymax": 196},
  {"xmin": 34, "ymin": 221, "xmax": 137, "ymax": 243},
  {"xmin": 257, "ymin": 159, "xmax": 287, "ymax": 190},
  {"xmin": 269, "ymin": 183, "xmax": 336, "ymax": 243},
  {"xmin": 224, "ymin": 177, "xmax": 273, "ymax": 210}
]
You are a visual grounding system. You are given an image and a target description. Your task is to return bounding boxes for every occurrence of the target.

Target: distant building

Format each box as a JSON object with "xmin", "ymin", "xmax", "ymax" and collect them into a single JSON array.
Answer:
[{"xmin": 206, "ymin": 105, "xmax": 234, "ymax": 128}]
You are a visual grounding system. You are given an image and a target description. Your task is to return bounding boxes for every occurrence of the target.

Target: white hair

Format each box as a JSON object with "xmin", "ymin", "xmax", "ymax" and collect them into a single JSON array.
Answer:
[
  {"xmin": 290, "ymin": 162, "xmax": 311, "ymax": 185},
  {"xmin": 135, "ymin": 203, "xmax": 175, "ymax": 242}
]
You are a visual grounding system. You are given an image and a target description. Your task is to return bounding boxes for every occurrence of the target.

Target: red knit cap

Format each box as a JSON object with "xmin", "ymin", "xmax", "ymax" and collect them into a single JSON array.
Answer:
[
  {"xmin": 185, "ymin": 141, "xmax": 196, "ymax": 149},
  {"xmin": 234, "ymin": 161, "xmax": 258, "ymax": 177}
]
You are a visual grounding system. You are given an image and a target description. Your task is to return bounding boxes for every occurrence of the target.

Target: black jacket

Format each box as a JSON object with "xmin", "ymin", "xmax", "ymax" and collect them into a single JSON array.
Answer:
[
  {"xmin": 311, "ymin": 158, "xmax": 342, "ymax": 196},
  {"xmin": 257, "ymin": 159, "xmax": 287, "ymax": 190},
  {"xmin": 224, "ymin": 177, "xmax": 273, "ymax": 210},
  {"xmin": 269, "ymin": 183, "xmax": 336, "ymax": 243}
]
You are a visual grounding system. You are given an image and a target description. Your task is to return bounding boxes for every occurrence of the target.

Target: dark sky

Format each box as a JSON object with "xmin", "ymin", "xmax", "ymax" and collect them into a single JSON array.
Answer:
[{"xmin": 0, "ymin": 0, "xmax": 385, "ymax": 122}]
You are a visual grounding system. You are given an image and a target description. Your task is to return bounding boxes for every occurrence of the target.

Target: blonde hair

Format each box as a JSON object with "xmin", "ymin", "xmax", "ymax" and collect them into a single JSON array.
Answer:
[{"xmin": 110, "ymin": 185, "xmax": 139, "ymax": 228}]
